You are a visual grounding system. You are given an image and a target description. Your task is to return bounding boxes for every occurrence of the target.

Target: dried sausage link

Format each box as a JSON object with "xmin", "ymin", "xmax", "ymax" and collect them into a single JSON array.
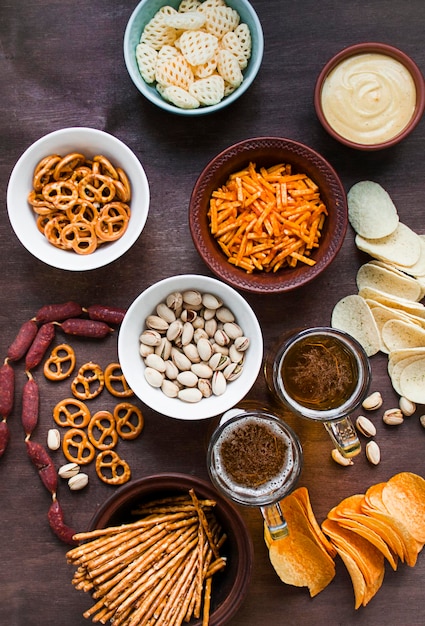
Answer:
[
  {"xmin": 21, "ymin": 373, "xmax": 39, "ymax": 437},
  {"xmin": 60, "ymin": 318, "xmax": 112, "ymax": 338},
  {"xmin": 48, "ymin": 498, "xmax": 78, "ymax": 546},
  {"xmin": 86, "ymin": 304, "xmax": 126, "ymax": 325},
  {"xmin": 7, "ymin": 320, "xmax": 38, "ymax": 362},
  {"xmin": 0, "ymin": 359, "xmax": 15, "ymax": 419},
  {"xmin": 34, "ymin": 301, "xmax": 83, "ymax": 323},
  {"xmin": 26, "ymin": 439, "xmax": 58, "ymax": 495},
  {"xmin": 25, "ymin": 322, "xmax": 56, "ymax": 371},
  {"xmin": 0, "ymin": 420, "xmax": 10, "ymax": 458}
]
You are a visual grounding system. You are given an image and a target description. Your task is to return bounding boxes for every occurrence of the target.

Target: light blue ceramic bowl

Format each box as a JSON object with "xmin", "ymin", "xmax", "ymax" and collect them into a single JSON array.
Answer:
[{"xmin": 123, "ymin": 0, "xmax": 264, "ymax": 116}]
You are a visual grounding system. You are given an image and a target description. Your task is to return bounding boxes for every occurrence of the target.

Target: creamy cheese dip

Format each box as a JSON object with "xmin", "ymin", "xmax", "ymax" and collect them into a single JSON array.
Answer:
[{"xmin": 320, "ymin": 52, "xmax": 417, "ymax": 145}]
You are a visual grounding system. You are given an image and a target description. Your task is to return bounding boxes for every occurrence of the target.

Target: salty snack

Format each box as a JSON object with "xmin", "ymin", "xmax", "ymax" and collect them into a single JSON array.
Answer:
[
  {"xmin": 95, "ymin": 449, "xmax": 131, "ymax": 485},
  {"xmin": 29, "ymin": 153, "xmax": 131, "ymax": 254},
  {"xmin": 43, "ymin": 343, "xmax": 76, "ymax": 380},
  {"xmin": 347, "ymin": 181, "xmax": 399, "ymax": 239},
  {"xmin": 208, "ymin": 161, "xmax": 327, "ymax": 273},
  {"xmin": 71, "ymin": 362, "xmax": 105, "ymax": 400},
  {"xmin": 53, "ymin": 398, "xmax": 91, "ymax": 428},
  {"xmin": 87, "ymin": 411, "xmax": 119, "ymax": 451},
  {"xmin": 114, "ymin": 402, "xmax": 144, "ymax": 440},
  {"xmin": 104, "ymin": 361, "xmax": 134, "ymax": 397},
  {"xmin": 67, "ymin": 490, "xmax": 227, "ymax": 625},
  {"xmin": 62, "ymin": 428, "xmax": 96, "ymax": 465},
  {"xmin": 136, "ymin": 0, "xmax": 252, "ymax": 109}
]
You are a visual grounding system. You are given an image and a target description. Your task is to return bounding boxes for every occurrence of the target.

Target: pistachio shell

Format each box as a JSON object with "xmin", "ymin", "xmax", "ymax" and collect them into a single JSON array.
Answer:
[
  {"xmin": 215, "ymin": 306, "xmax": 235, "ymax": 323},
  {"xmin": 182, "ymin": 290, "xmax": 202, "ymax": 306},
  {"xmin": 212, "ymin": 370, "xmax": 227, "ymax": 396},
  {"xmin": 202, "ymin": 293, "xmax": 222, "ymax": 309},
  {"xmin": 161, "ymin": 379, "xmax": 180, "ymax": 398},
  {"xmin": 145, "ymin": 314, "xmax": 169, "ymax": 332},
  {"xmin": 197, "ymin": 337, "xmax": 214, "ymax": 361},
  {"xmin": 182, "ymin": 343, "xmax": 201, "ymax": 363},
  {"xmin": 167, "ymin": 319, "xmax": 183, "ymax": 342},
  {"xmin": 178, "ymin": 387, "xmax": 203, "ymax": 403},
  {"xmin": 58, "ymin": 462, "xmax": 80, "ymax": 479},
  {"xmin": 156, "ymin": 302, "xmax": 176, "ymax": 324},
  {"xmin": 140, "ymin": 329, "xmax": 162, "ymax": 347},
  {"xmin": 68, "ymin": 472, "xmax": 89, "ymax": 491},
  {"xmin": 198, "ymin": 378, "xmax": 213, "ymax": 398},
  {"xmin": 177, "ymin": 371, "xmax": 199, "ymax": 387},
  {"xmin": 145, "ymin": 353, "xmax": 166, "ymax": 373},
  {"xmin": 191, "ymin": 362, "xmax": 213, "ymax": 379},
  {"xmin": 144, "ymin": 367, "xmax": 164, "ymax": 388},
  {"xmin": 223, "ymin": 322, "xmax": 243, "ymax": 339},
  {"xmin": 171, "ymin": 348, "xmax": 192, "ymax": 371},
  {"xmin": 165, "ymin": 291, "xmax": 183, "ymax": 311}
]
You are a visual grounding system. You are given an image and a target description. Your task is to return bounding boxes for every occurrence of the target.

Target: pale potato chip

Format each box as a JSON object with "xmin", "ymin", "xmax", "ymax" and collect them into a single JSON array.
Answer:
[
  {"xmin": 356, "ymin": 222, "xmax": 422, "ymax": 268},
  {"xmin": 356, "ymin": 262, "xmax": 422, "ymax": 302},
  {"xmin": 162, "ymin": 85, "xmax": 200, "ymax": 108},
  {"xmin": 367, "ymin": 303, "xmax": 421, "ymax": 354},
  {"xmin": 398, "ymin": 357, "xmax": 425, "ymax": 403},
  {"xmin": 204, "ymin": 6, "xmax": 240, "ymax": 38},
  {"xmin": 392, "ymin": 235, "xmax": 425, "ymax": 277},
  {"xmin": 381, "ymin": 319, "xmax": 425, "ymax": 352},
  {"xmin": 163, "ymin": 10, "xmax": 206, "ymax": 30},
  {"xmin": 359, "ymin": 286, "xmax": 425, "ymax": 319},
  {"xmin": 188, "ymin": 74, "xmax": 224, "ymax": 105},
  {"xmin": 216, "ymin": 48, "xmax": 243, "ymax": 87},
  {"xmin": 331, "ymin": 294, "xmax": 381, "ymax": 356},
  {"xmin": 179, "ymin": 29, "xmax": 219, "ymax": 66},
  {"xmin": 136, "ymin": 43, "xmax": 158, "ymax": 84},
  {"xmin": 347, "ymin": 181, "xmax": 399, "ymax": 239}
]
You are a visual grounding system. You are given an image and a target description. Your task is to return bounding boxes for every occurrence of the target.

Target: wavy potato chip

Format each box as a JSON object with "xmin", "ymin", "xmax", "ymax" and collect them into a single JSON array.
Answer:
[
  {"xmin": 331, "ymin": 294, "xmax": 381, "ymax": 356},
  {"xmin": 347, "ymin": 181, "xmax": 399, "ymax": 239},
  {"xmin": 356, "ymin": 222, "xmax": 422, "ymax": 268}
]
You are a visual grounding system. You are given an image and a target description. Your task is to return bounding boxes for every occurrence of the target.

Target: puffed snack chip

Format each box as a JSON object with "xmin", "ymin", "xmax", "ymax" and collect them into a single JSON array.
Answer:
[
  {"xmin": 203, "ymin": 6, "xmax": 240, "ymax": 38},
  {"xmin": 155, "ymin": 53, "xmax": 194, "ymax": 90},
  {"xmin": 136, "ymin": 43, "xmax": 158, "ymax": 83},
  {"xmin": 189, "ymin": 74, "xmax": 225, "ymax": 106},
  {"xmin": 163, "ymin": 85, "xmax": 200, "ymax": 109},
  {"xmin": 179, "ymin": 29, "xmax": 219, "ymax": 66},
  {"xmin": 140, "ymin": 6, "xmax": 179, "ymax": 50}
]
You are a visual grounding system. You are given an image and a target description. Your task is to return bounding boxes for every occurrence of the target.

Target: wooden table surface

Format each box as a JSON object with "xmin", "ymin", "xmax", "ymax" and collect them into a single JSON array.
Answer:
[{"xmin": 1, "ymin": 1, "xmax": 425, "ymax": 624}]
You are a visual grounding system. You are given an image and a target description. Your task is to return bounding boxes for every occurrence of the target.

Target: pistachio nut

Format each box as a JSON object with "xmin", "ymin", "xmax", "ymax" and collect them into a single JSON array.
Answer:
[
  {"xmin": 156, "ymin": 302, "xmax": 176, "ymax": 324},
  {"xmin": 198, "ymin": 378, "xmax": 213, "ymax": 398},
  {"xmin": 178, "ymin": 388, "xmax": 203, "ymax": 403},
  {"xmin": 58, "ymin": 462, "xmax": 80, "ymax": 479},
  {"xmin": 196, "ymin": 337, "xmax": 214, "ymax": 361},
  {"xmin": 331, "ymin": 448, "xmax": 354, "ymax": 466},
  {"xmin": 182, "ymin": 289, "xmax": 202, "ymax": 307},
  {"xmin": 420, "ymin": 415, "xmax": 425, "ymax": 429},
  {"xmin": 145, "ymin": 314, "xmax": 169, "ymax": 332},
  {"xmin": 365, "ymin": 441, "xmax": 381, "ymax": 465},
  {"xmin": 399, "ymin": 396, "xmax": 416, "ymax": 416},
  {"xmin": 140, "ymin": 329, "xmax": 162, "ymax": 347},
  {"xmin": 47, "ymin": 428, "xmax": 61, "ymax": 451},
  {"xmin": 145, "ymin": 353, "xmax": 166, "ymax": 373},
  {"xmin": 68, "ymin": 472, "xmax": 89, "ymax": 491},
  {"xmin": 362, "ymin": 391, "xmax": 383, "ymax": 411},
  {"xmin": 202, "ymin": 293, "xmax": 222, "ymax": 310},
  {"xmin": 212, "ymin": 371, "xmax": 227, "ymax": 396},
  {"xmin": 383, "ymin": 408, "xmax": 404, "ymax": 426},
  {"xmin": 165, "ymin": 291, "xmax": 183, "ymax": 311},
  {"xmin": 144, "ymin": 367, "xmax": 164, "ymax": 388},
  {"xmin": 177, "ymin": 371, "xmax": 198, "ymax": 388},
  {"xmin": 215, "ymin": 307, "xmax": 235, "ymax": 323},
  {"xmin": 161, "ymin": 379, "xmax": 180, "ymax": 398},
  {"xmin": 355, "ymin": 415, "xmax": 376, "ymax": 438}
]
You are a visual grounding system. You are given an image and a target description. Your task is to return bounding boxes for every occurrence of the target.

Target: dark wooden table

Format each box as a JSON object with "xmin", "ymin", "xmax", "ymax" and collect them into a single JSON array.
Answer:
[{"xmin": 1, "ymin": 1, "xmax": 425, "ymax": 624}]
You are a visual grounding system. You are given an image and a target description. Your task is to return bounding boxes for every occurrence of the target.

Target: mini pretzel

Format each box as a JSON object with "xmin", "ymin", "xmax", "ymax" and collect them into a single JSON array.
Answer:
[
  {"xmin": 93, "ymin": 155, "xmax": 119, "ymax": 180},
  {"xmin": 95, "ymin": 203, "xmax": 130, "ymax": 242},
  {"xmin": 95, "ymin": 450, "xmax": 131, "ymax": 485},
  {"xmin": 44, "ymin": 343, "xmax": 76, "ymax": 380},
  {"xmin": 61, "ymin": 221, "xmax": 98, "ymax": 254},
  {"xmin": 66, "ymin": 200, "xmax": 97, "ymax": 224},
  {"xmin": 27, "ymin": 190, "xmax": 56, "ymax": 214},
  {"xmin": 53, "ymin": 398, "xmax": 91, "ymax": 428},
  {"xmin": 53, "ymin": 153, "xmax": 86, "ymax": 180},
  {"xmin": 33, "ymin": 154, "xmax": 61, "ymax": 191},
  {"xmin": 41, "ymin": 180, "xmax": 79, "ymax": 211},
  {"xmin": 104, "ymin": 362, "xmax": 134, "ymax": 397},
  {"xmin": 78, "ymin": 174, "xmax": 116, "ymax": 204},
  {"xmin": 63, "ymin": 428, "xmax": 96, "ymax": 465},
  {"xmin": 71, "ymin": 362, "xmax": 104, "ymax": 400},
  {"xmin": 88, "ymin": 410, "xmax": 118, "ymax": 450},
  {"xmin": 114, "ymin": 402, "xmax": 144, "ymax": 440},
  {"xmin": 44, "ymin": 214, "xmax": 71, "ymax": 249}
]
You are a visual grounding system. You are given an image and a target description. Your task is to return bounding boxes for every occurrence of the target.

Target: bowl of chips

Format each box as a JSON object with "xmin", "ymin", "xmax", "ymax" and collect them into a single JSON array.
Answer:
[
  {"xmin": 118, "ymin": 273, "xmax": 263, "ymax": 420},
  {"xmin": 123, "ymin": 0, "xmax": 264, "ymax": 115},
  {"xmin": 70, "ymin": 473, "xmax": 254, "ymax": 625},
  {"xmin": 189, "ymin": 136, "xmax": 348, "ymax": 294},
  {"xmin": 7, "ymin": 127, "xmax": 150, "ymax": 271},
  {"xmin": 314, "ymin": 42, "xmax": 425, "ymax": 150}
]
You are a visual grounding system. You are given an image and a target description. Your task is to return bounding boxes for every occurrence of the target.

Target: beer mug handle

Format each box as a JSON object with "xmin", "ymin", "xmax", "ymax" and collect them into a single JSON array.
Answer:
[
  {"xmin": 261, "ymin": 502, "xmax": 289, "ymax": 540},
  {"xmin": 324, "ymin": 416, "xmax": 361, "ymax": 458}
]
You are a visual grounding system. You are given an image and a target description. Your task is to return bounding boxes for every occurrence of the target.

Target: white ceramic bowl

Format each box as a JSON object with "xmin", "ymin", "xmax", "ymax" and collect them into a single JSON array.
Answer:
[
  {"xmin": 118, "ymin": 274, "xmax": 263, "ymax": 420},
  {"xmin": 123, "ymin": 0, "xmax": 264, "ymax": 116},
  {"xmin": 7, "ymin": 127, "xmax": 150, "ymax": 271}
]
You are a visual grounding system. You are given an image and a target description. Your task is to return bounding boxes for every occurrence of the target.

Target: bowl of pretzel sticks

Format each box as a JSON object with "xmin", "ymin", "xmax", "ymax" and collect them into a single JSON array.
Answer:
[
  {"xmin": 7, "ymin": 127, "xmax": 150, "ymax": 271},
  {"xmin": 68, "ymin": 473, "xmax": 253, "ymax": 625},
  {"xmin": 189, "ymin": 136, "xmax": 348, "ymax": 293},
  {"xmin": 123, "ymin": 0, "xmax": 264, "ymax": 115}
]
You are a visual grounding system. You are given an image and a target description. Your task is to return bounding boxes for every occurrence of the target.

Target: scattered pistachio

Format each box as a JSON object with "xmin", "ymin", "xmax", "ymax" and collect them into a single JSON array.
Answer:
[
  {"xmin": 365, "ymin": 441, "xmax": 381, "ymax": 465},
  {"xmin": 420, "ymin": 415, "xmax": 425, "ymax": 429},
  {"xmin": 399, "ymin": 396, "xmax": 416, "ymax": 417},
  {"xmin": 362, "ymin": 391, "xmax": 383, "ymax": 411},
  {"xmin": 68, "ymin": 472, "xmax": 89, "ymax": 491},
  {"xmin": 383, "ymin": 408, "xmax": 404, "ymax": 426},
  {"xmin": 58, "ymin": 462, "xmax": 80, "ymax": 479},
  {"xmin": 47, "ymin": 428, "xmax": 61, "ymax": 451},
  {"xmin": 355, "ymin": 415, "xmax": 376, "ymax": 437},
  {"xmin": 331, "ymin": 448, "xmax": 354, "ymax": 466}
]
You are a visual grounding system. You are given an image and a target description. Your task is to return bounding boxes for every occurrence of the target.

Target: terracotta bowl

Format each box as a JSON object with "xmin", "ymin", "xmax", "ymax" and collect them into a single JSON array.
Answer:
[
  {"xmin": 189, "ymin": 136, "xmax": 347, "ymax": 294},
  {"xmin": 89, "ymin": 473, "xmax": 254, "ymax": 626},
  {"xmin": 314, "ymin": 42, "xmax": 425, "ymax": 150}
]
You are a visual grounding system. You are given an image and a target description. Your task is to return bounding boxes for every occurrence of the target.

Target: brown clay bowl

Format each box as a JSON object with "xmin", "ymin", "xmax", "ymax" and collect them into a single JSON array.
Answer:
[
  {"xmin": 189, "ymin": 137, "xmax": 347, "ymax": 294},
  {"xmin": 89, "ymin": 473, "xmax": 254, "ymax": 626}
]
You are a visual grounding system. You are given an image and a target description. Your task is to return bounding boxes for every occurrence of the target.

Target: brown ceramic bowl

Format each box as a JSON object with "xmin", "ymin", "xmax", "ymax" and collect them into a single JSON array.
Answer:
[
  {"xmin": 314, "ymin": 42, "xmax": 425, "ymax": 150},
  {"xmin": 89, "ymin": 473, "xmax": 254, "ymax": 626},
  {"xmin": 189, "ymin": 137, "xmax": 347, "ymax": 294}
]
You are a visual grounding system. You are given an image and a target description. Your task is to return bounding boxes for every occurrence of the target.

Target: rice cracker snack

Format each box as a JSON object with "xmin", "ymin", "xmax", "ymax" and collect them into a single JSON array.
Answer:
[{"xmin": 135, "ymin": 0, "xmax": 252, "ymax": 109}]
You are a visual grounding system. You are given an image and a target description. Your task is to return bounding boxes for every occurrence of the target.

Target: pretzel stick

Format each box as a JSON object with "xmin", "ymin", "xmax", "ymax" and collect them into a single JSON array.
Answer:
[
  {"xmin": 189, "ymin": 489, "xmax": 220, "ymax": 559},
  {"xmin": 202, "ymin": 577, "xmax": 213, "ymax": 626},
  {"xmin": 155, "ymin": 548, "xmax": 199, "ymax": 626}
]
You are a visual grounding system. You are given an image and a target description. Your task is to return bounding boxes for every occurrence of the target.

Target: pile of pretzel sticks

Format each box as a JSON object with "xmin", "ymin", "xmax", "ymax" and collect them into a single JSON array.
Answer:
[{"xmin": 67, "ymin": 489, "xmax": 227, "ymax": 625}]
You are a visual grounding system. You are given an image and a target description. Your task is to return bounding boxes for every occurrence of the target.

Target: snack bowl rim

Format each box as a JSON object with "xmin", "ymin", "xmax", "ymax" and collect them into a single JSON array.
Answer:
[
  {"xmin": 189, "ymin": 136, "xmax": 348, "ymax": 294},
  {"xmin": 89, "ymin": 472, "xmax": 254, "ymax": 626},
  {"xmin": 314, "ymin": 41, "xmax": 425, "ymax": 151},
  {"xmin": 7, "ymin": 126, "xmax": 150, "ymax": 271},
  {"xmin": 118, "ymin": 273, "xmax": 263, "ymax": 420},
  {"xmin": 123, "ymin": 0, "xmax": 264, "ymax": 116}
]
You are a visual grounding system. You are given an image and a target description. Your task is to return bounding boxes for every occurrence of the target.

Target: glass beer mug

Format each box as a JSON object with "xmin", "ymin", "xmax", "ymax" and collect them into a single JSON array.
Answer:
[
  {"xmin": 207, "ymin": 407, "xmax": 303, "ymax": 540},
  {"xmin": 264, "ymin": 327, "xmax": 371, "ymax": 458}
]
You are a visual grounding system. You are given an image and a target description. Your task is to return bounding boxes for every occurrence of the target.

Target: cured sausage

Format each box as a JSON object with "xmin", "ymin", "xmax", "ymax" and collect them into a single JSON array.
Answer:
[
  {"xmin": 34, "ymin": 301, "xmax": 83, "ymax": 323},
  {"xmin": 60, "ymin": 318, "xmax": 112, "ymax": 338},
  {"xmin": 21, "ymin": 373, "xmax": 39, "ymax": 437},
  {"xmin": 25, "ymin": 439, "xmax": 58, "ymax": 495},
  {"xmin": 0, "ymin": 421, "xmax": 10, "ymax": 458},
  {"xmin": 47, "ymin": 498, "xmax": 78, "ymax": 546},
  {"xmin": 0, "ymin": 360, "xmax": 14, "ymax": 418},
  {"xmin": 7, "ymin": 320, "xmax": 38, "ymax": 362},
  {"xmin": 86, "ymin": 304, "xmax": 126, "ymax": 325},
  {"xmin": 25, "ymin": 323, "xmax": 56, "ymax": 370}
]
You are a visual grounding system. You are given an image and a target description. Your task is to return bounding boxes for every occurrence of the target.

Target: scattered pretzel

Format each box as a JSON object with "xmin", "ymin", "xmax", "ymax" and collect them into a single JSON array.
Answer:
[
  {"xmin": 71, "ymin": 362, "xmax": 104, "ymax": 400},
  {"xmin": 95, "ymin": 449, "xmax": 131, "ymax": 485},
  {"xmin": 87, "ymin": 410, "xmax": 118, "ymax": 450},
  {"xmin": 53, "ymin": 398, "xmax": 91, "ymax": 428},
  {"xmin": 114, "ymin": 402, "xmax": 144, "ymax": 440},
  {"xmin": 63, "ymin": 428, "xmax": 96, "ymax": 465},
  {"xmin": 43, "ymin": 344, "xmax": 76, "ymax": 381},
  {"xmin": 28, "ymin": 153, "xmax": 132, "ymax": 255},
  {"xmin": 104, "ymin": 362, "xmax": 134, "ymax": 398}
]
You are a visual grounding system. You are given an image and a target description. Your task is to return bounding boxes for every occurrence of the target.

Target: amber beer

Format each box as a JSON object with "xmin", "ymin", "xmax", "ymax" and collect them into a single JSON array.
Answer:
[
  {"xmin": 265, "ymin": 327, "xmax": 370, "ymax": 458},
  {"xmin": 207, "ymin": 411, "xmax": 302, "ymax": 510}
]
